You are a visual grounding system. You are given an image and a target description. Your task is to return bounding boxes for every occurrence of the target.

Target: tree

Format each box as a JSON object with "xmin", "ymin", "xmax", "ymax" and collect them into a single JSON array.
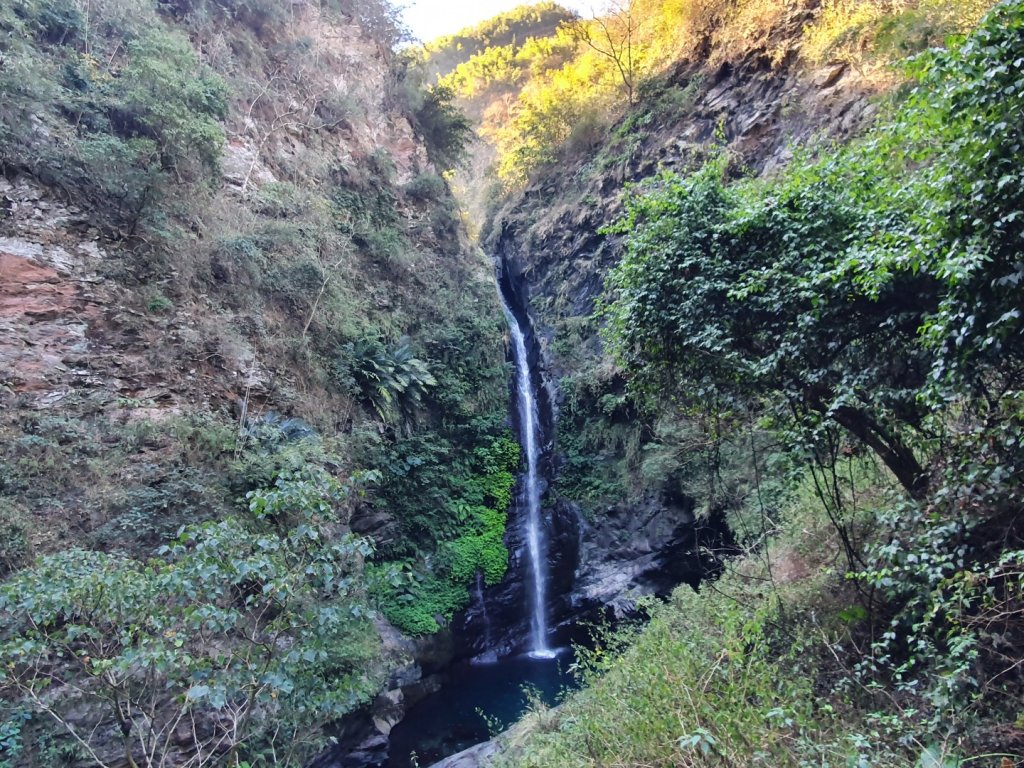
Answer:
[
  {"xmin": 568, "ymin": 1, "xmax": 645, "ymax": 105},
  {"xmin": 602, "ymin": 0, "xmax": 1024, "ymax": 508},
  {"xmin": 602, "ymin": 159, "xmax": 934, "ymax": 500},
  {"xmin": 0, "ymin": 469, "xmax": 383, "ymax": 767},
  {"xmin": 412, "ymin": 84, "xmax": 474, "ymax": 172}
]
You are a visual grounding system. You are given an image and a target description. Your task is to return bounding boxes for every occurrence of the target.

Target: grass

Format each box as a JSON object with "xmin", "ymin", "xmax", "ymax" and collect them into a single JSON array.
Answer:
[
  {"xmin": 496, "ymin": 577, "xmax": 849, "ymax": 766},
  {"xmin": 492, "ymin": 461, "xmax": 996, "ymax": 767},
  {"xmin": 801, "ymin": 0, "xmax": 994, "ymax": 76}
]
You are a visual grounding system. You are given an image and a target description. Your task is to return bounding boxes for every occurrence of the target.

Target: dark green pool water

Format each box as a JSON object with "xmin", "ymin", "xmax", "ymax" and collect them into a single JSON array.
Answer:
[{"xmin": 384, "ymin": 648, "xmax": 577, "ymax": 767}]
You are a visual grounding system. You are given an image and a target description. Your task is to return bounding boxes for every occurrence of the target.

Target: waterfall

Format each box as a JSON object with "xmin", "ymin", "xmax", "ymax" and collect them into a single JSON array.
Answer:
[
  {"xmin": 501, "ymin": 297, "xmax": 555, "ymax": 659},
  {"xmin": 474, "ymin": 571, "xmax": 493, "ymax": 649}
]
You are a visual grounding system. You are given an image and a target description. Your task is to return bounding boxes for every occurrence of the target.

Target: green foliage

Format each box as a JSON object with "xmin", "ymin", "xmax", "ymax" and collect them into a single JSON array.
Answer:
[
  {"xmin": 329, "ymin": 0, "xmax": 408, "ymax": 48},
  {"xmin": 493, "ymin": 62, "xmax": 607, "ymax": 187},
  {"xmin": 598, "ymin": 0, "xmax": 1024, "ymax": 747},
  {"xmin": 0, "ymin": 1, "xmax": 227, "ymax": 234},
  {"xmin": 89, "ymin": 466, "xmax": 225, "ymax": 550},
  {"xmin": 0, "ymin": 469, "xmax": 382, "ymax": 767},
  {"xmin": 493, "ymin": 461, "xmax": 1004, "ymax": 766},
  {"xmin": 114, "ymin": 29, "xmax": 228, "ymax": 174},
  {"xmin": 892, "ymin": 4, "xmax": 1024, "ymax": 389},
  {"xmin": 802, "ymin": 0, "xmax": 991, "ymax": 69},
  {"xmin": 231, "ymin": 426, "xmax": 329, "ymax": 494},
  {"xmin": 404, "ymin": 172, "xmax": 449, "ymax": 202},
  {"xmin": 0, "ymin": 500, "xmax": 33, "ymax": 576},
  {"xmin": 367, "ymin": 432, "xmax": 519, "ymax": 634},
  {"xmin": 556, "ymin": 367, "xmax": 638, "ymax": 515},
  {"xmin": 602, "ymin": 0, "xmax": 1024, "ymax": 496},
  {"xmin": 436, "ymin": 33, "xmax": 577, "ymax": 103},
  {"xmin": 431, "ymin": 0, "xmax": 991, "ymax": 191},
  {"xmin": 146, "ymin": 290, "xmax": 173, "ymax": 313},
  {"xmin": 413, "ymin": 84, "xmax": 474, "ymax": 172},
  {"xmin": 331, "ymin": 166, "xmax": 407, "ymax": 263},
  {"xmin": 335, "ymin": 338, "xmax": 438, "ymax": 426},
  {"xmin": 440, "ymin": 436, "xmax": 520, "ymax": 585},
  {"xmin": 254, "ymin": 181, "xmax": 311, "ymax": 218},
  {"xmin": 604, "ymin": 155, "xmax": 933, "ymax": 498},
  {"xmin": 367, "ymin": 564, "xmax": 469, "ymax": 636}
]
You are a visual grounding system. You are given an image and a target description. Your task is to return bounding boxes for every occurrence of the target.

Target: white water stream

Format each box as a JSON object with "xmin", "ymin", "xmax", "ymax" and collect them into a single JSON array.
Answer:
[
  {"xmin": 502, "ymin": 299, "xmax": 555, "ymax": 659},
  {"xmin": 474, "ymin": 571, "xmax": 493, "ymax": 649}
]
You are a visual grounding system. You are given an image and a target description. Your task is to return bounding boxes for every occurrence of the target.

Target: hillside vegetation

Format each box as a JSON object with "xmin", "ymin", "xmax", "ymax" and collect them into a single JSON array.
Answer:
[
  {"xmin": 477, "ymin": 0, "xmax": 1024, "ymax": 765},
  {"xmin": 0, "ymin": 0, "xmax": 518, "ymax": 764},
  {"xmin": 428, "ymin": 0, "xmax": 991, "ymax": 191},
  {"xmin": 1, "ymin": 0, "xmax": 1022, "ymax": 766}
]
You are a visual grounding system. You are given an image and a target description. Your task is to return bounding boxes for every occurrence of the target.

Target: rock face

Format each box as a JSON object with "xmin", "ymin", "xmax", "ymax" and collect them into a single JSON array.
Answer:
[
  {"xmin": 475, "ymin": 25, "xmax": 882, "ymax": 643},
  {"xmin": 571, "ymin": 497, "xmax": 734, "ymax": 615},
  {"xmin": 449, "ymin": 261, "xmax": 582, "ymax": 660},
  {"xmin": 426, "ymin": 736, "xmax": 502, "ymax": 768},
  {"xmin": 0, "ymin": 178, "xmax": 109, "ymax": 407}
]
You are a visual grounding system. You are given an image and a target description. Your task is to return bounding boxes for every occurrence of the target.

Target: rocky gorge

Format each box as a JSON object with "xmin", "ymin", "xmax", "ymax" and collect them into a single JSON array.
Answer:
[
  {"xmin": 314, "ymin": 20, "xmax": 888, "ymax": 763},
  {"xmin": 4, "ymin": 0, "xmax": 1020, "ymax": 766}
]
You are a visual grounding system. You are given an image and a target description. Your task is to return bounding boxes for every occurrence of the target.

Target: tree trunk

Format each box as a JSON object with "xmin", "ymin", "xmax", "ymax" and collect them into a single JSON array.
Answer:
[{"xmin": 830, "ymin": 404, "xmax": 928, "ymax": 500}]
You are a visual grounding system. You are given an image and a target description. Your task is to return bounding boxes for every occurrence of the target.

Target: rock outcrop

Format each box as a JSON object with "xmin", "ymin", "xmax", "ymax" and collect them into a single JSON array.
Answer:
[{"xmin": 481, "ymin": 22, "xmax": 883, "ymax": 630}]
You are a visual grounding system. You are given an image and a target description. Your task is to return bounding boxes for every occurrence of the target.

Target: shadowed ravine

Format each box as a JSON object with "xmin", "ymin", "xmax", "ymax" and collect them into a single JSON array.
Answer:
[{"xmin": 319, "ymin": 264, "xmax": 733, "ymax": 768}]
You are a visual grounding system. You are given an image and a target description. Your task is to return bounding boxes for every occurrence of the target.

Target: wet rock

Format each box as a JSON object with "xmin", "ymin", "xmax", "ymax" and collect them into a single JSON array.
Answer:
[
  {"xmin": 427, "ymin": 739, "xmax": 500, "ymax": 768},
  {"xmin": 372, "ymin": 689, "xmax": 405, "ymax": 736},
  {"xmin": 567, "ymin": 493, "xmax": 735, "ymax": 619}
]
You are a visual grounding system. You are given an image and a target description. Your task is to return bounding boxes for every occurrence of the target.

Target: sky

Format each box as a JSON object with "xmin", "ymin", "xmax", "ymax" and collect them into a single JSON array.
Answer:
[{"xmin": 400, "ymin": 0, "xmax": 592, "ymax": 44}]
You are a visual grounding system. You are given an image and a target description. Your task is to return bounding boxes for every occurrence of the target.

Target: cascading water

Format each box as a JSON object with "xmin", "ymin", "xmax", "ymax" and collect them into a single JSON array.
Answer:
[
  {"xmin": 501, "ymin": 297, "xmax": 555, "ymax": 659},
  {"xmin": 474, "ymin": 572, "xmax": 493, "ymax": 650}
]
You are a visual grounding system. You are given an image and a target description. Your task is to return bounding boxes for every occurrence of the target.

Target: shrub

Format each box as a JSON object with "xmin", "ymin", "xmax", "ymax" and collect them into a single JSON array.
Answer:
[
  {"xmin": 801, "ymin": 0, "xmax": 992, "ymax": 69},
  {"xmin": 253, "ymin": 182, "xmax": 311, "ymax": 218},
  {"xmin": 112, "ymin": 28, "xmax": 228, "ymax": 175},
  {"xmin": 413, "ymin": 84, "xmax": 474, "ymax": 172},
  {"xmin": 335, "ymin": 338, "xmax": 437, "ymax": 425},
  {"xmin": 404, "ymin": 172, "xmax": 448, "ymax": 202},
  {"xmin": 0, "ymin": 471, "xmax": 382, "ymax": 767},
  {"xmin": 367, "ymin": 434, "xmax": 518, "ymax": 635},
  {"xmin": 0, "ymin": 501, "xmax": 33, "ymax": 576},
  {"xmin": 597, "ymin": 3, "xmax": 1024, "ymax": 749},
  {"xmin": 146, "ymin": 291, "xmax": 173, "ymax": 313}
]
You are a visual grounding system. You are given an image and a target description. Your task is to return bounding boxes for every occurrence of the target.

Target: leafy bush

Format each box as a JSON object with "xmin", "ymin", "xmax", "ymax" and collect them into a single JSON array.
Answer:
[
  {"xmin": 422, "ymin": 2, "xmax": 573, "ymax": 73},
  {"xmin": 113, "ymin": 28, "xmax": 228, "ymax": 175},
  {"xmin": 335, "ymin": 338, "xmax": 437, "ymax": 425},
  {"xmin": 802, "ymin": 0, "xmax": 991, "ymax": 69},
  {"xmin": 368, "ymin": 564, "xmax": 469, "ymax": 636},
  {"xmin": 603, "ymin": 156, "xmax": 933, "ymax": 499},
  {"xmin": 0, "ymin": 469, "xmax": 382, "ymax": 767},
  {"xmin": 555, "ymin": 366, "xmax": 638, "ymax": 515},
  {"xmin": 413, "ymin": 84, "xmax": 474, "ymax": 172},
  {"xmin": 368, "ymin": 434, "xmax": 519, "ymax": 635},
  {"xmin": 253, "ymin": 181, "xmax": 311, "ymax": 218},
  {"xmin": 404, "ymin": 172, "xmax": 448, "ymax": 202},
  {"xmin": 146, "ymin": 291, "xmax": 173, "ymax": 313},
  {"xmin": 89, "ymin": 466, "xmax": 230, "ymax": 551},
  {"xmin": 0, "ymin": 500, "xmax": 33, "ymax": 576}
]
